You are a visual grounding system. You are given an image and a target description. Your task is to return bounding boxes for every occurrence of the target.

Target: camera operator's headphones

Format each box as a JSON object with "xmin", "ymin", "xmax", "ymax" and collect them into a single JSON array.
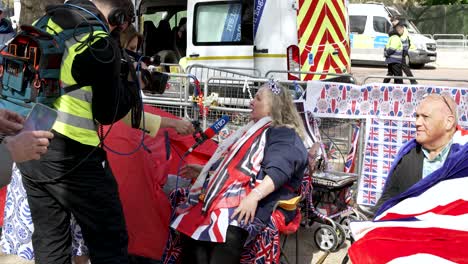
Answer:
[{"xmin": 108, "ymin": 4, "xmax": 135, "ymax": 27}]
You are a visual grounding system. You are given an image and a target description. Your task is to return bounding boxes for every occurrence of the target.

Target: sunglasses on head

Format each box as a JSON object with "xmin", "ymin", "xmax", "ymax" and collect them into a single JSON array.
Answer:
[{"xmin": 423, "ymin": 93, "xmax": 453, "ymax": 115}]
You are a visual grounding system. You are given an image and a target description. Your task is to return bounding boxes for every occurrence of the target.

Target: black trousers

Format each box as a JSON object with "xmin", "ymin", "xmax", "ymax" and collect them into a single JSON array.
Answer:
[
  {"xmin": 181, "ymin": 226, "xmax": 248, "ymax": 264},
  {"xmin": 20, "ymin": 146, "xmax": 128, "ymax": 264},
  {"xmin": 401, "ymin": 61, "xmax": 418, "ymax": 84},
  {"xmin": 383, "ymin": 63, "xmax": 403, "ymax": 84}
]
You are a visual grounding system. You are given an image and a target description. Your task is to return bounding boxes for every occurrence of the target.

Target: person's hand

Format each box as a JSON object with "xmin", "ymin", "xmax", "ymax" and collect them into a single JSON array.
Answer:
[
  {"xmin": 179, "ymin": 164, "xmax": 203, "ymax": 179},
  {"xmin": 0, "ymin": 109, "xmax": 24, "ymax": 134},
  {"xmin": 5, "ymin": 130, "xmax": 54, "ymax": 162},
  {"xmin": 231, "ymin": 192, "xmax": 260, "ymax": 224},
  {"xmin": 174, "ymin": 119, "xmax": 195, "ymax": 135}
]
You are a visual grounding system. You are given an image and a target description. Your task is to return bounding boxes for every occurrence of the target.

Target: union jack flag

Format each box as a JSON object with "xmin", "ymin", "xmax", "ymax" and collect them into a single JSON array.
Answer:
[
  {"xmin": 368, "ymin": 126, "xmax": 380, "ymax": 142},
  {"xmin": 324, "ymin": 142, "xmax": 339, "ymax": 160},
  {"xmin": 383, "ymin": 128, "xmax": 398, "ymax": 143},
  {"xmin": 361, "ymin": 190, "xmax": 378, "ymax": 205},
  {"xmin": 344, "ymin": 124, "xmax": 360, "ymax": 173},
  {"xmin": 365, "ymin": 143, "xmax": 379, "ymax": 157},
  {"xmin": 161, "ymin": 230, "xmax": 183, "ymax": 264},
  {"xmin": 240, "ymin": 220, "xmax": 281, "ymax": 264},
  {"xmin": 364, "ymin": 158, "xmax": 378, "ymax": 173},
  {"xmin": 362, "ymin": 175, "xmax": 378, "ymax": 189},
  {"xmin": 383, "ymin": 144, "xmax": 398, "ymax": 159}
]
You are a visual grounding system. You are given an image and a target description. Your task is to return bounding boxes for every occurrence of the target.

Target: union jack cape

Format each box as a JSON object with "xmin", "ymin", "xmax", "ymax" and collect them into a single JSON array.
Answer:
[
  {"xmin": 171, "ymin": 117, "xmax": 271, "ymax": 243},
  {"xmin": 349, "ymin": 129, "xmax": 468, "ymax": 263}
]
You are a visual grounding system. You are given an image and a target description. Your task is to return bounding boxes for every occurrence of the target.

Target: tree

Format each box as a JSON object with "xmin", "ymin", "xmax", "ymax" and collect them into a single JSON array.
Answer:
[
  {"xmin": 421, "ymin": 0, "xmax": 468, "ymax": 4},
  {"xmin": 19, "ymin": 0, "xmax": 62, "ymax": 25}
]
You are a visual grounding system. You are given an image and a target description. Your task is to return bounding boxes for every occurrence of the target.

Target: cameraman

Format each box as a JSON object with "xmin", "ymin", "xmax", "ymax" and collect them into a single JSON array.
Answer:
[{"xmin": 17, "ymin": 0, "xmax": 147, "ymax": 263}]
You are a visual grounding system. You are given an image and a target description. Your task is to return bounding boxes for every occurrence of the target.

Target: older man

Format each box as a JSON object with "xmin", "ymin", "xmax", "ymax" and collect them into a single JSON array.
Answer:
[
  {"xmin": 373, "ymin": 93, "xmax": 459, "ymax": 214},
  {"xmin": 348, "ymin": 94, "xmax": 468, "ymax": 263}
]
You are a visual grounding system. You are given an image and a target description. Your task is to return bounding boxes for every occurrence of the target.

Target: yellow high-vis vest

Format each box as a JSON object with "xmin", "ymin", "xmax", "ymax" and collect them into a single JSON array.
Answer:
[{"xmin": 45, "ymin": 18, "xmax": 107, "ymax": 146}]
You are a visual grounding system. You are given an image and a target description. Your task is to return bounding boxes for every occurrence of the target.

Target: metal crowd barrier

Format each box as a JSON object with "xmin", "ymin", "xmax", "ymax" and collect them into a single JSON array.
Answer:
[
  {"xmin": 186, "ymin": 64, "xmax": 260, "ymax": 84},
  {"xmin": 141, "ymin": 73, "xmax": 197, "ymax": 120},
  {"xmin": 202, "ymin": 76, "xmax": 364, "ymax": 173},
  {"xmin": 265, "ymin": 70, "xmax": 355, "ymax": 83},
  {"xmin": 141, "ymin": 71, "xmax": 367, "ymax": 175},
  {"xmin": 433, "ymin": 33, "xmax": 466, "ymax": 48},
  {"xmin": 362, "ymin": 75, "xmax": 468, "ymax": 85}
]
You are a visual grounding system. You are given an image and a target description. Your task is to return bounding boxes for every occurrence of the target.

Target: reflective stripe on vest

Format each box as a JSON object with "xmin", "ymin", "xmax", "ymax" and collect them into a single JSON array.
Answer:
[
  {"xmin": 401, "ymin": 38, "xmax": 409, "ymax": 52},
  {"xmin": 51, "ymin": 24, "xmax": 108, "ymax": 146}
]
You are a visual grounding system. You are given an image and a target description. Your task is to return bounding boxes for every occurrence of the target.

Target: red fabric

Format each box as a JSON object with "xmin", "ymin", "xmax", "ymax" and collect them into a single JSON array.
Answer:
[
  {"xmin": 349, "ymin": 227, "xmax": 468, "ymax": 264},
  {"xmin": 271, "ymin": 209, "xmax": 301, "ymax": 235},
  {"xmin": 0, "ymin": 186, "xmax": 6, "ymax": 226},
  {"xmin": 104, "ymin": 105, "xmax": 216, "ymax": 260}
]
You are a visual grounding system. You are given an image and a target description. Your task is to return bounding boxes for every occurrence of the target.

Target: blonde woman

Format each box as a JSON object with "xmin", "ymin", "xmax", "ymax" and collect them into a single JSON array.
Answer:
[{"xmin": 171, "ymin": 81, "xmax": 308, "ymax": 264}]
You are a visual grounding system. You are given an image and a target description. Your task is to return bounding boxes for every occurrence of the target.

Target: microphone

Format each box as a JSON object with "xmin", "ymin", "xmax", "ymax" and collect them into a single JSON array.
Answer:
[{"xmin": 186, "ymin": 115, "xmax": 230, "ymax": 154}]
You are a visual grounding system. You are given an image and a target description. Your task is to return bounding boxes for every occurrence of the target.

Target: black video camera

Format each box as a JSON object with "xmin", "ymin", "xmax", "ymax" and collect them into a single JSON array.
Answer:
[
  {"xmin": 140, "ymin": 68, "xmax": 169, "ymax": 95},
  {"xmin": 124, "ymin": 49, "xmax": 168, "ymax": 95},
  {"xmin": 125, "ymin": 48, "xmax": 161, "ymax": 67}
]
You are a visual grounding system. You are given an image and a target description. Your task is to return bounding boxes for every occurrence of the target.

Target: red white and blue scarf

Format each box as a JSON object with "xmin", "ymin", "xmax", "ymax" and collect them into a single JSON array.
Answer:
[{"xmin": 171, "ymin": 117, "xmax": 271, "ymax": 242}]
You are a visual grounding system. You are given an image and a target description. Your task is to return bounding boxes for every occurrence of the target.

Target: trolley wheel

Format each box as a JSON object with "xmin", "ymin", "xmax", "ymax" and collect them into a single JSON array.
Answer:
[
  {"xmin": 334, "ymin": 223, "xmax": 347, "ymax": 251},
  {"xmin": 340, "ymin": 215, "xmax": 359, "ymax": 240},
  {"xmin": 314, "ymin": 224, "xmax": 338, "ymax": 252}
]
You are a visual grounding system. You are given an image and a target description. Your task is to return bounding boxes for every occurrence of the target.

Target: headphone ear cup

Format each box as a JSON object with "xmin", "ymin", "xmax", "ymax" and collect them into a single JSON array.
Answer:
[{"xmin": 108, "ymin": 9, "xmax": 126, "ymax": 26}]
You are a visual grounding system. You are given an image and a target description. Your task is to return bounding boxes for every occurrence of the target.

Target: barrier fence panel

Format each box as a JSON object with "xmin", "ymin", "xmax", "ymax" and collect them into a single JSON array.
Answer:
[
  {"xmin": 265, "ymin": 70, "xmax": 355, "ymax": 83},
  {"xmin": 316, "ymin": 117, "xmax": 365, "ymax": 174},
  {"xmin": 141, "ymin": 73, "xmax": 196, "ymax": 120},
  {"xmin": 433, "ymin": 33, "xmax": 466, "ymax": 48},
  {"xmin": 202, "ymin": 77, "xmax": 265, "ymax": 137},
  {"xmin": 361, "ymin": 75, "xmax": 468, "ymax": 86},
  {"xmin": 187, "ymin": 64, "xmax": 260, "ymax": 84},
  {"xmin": 202, "ymin": 77, "xmax": 365, "ymax": 180}
]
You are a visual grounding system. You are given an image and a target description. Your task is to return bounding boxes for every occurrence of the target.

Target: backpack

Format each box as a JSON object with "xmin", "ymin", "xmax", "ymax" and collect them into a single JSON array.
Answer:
[{"xmin": 0, "ymin": 4, "xmax": 106, "ymax": 114}]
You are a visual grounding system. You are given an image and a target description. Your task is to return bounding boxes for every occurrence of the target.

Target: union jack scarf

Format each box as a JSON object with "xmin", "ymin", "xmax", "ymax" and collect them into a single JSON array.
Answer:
[{"xmin": 188, "ymin": 116, "xmax": 272, "ymax": 213}]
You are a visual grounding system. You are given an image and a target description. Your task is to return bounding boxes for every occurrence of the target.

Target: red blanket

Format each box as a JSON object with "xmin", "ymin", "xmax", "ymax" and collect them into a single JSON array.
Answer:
[{"xmin": 104, "ymin": 105, "xmax": 216, "ymax": 260}]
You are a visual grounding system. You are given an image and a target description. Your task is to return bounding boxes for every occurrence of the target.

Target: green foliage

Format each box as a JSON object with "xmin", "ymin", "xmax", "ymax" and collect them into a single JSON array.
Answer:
[{"xmin": 421, "ymin": 0, "xmax": 468, "ymax": 4}]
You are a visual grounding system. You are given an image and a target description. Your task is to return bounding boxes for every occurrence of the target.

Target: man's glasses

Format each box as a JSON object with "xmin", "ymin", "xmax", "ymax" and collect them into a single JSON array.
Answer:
[{"xmin": 422, "ymin": 93, "xmax": 454, "ymax": 115}]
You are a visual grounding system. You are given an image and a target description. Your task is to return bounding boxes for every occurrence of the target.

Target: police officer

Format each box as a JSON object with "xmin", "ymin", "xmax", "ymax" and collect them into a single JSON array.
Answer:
[
  {"xmin": 383, "ymin": 23, "xmax": 404, "ymax": 84},
  {"xmin": 391, "ymin": 17, "xmax": 418, "ymax": 85},
  {"xmin": 17, "ymin": 0, "xmax": 142, "ymax": 263}
]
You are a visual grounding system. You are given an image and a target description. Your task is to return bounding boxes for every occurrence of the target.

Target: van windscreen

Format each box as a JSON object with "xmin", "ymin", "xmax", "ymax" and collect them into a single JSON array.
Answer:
[
  {"xmin": 349, "ymin": 15, "xmax": 367, "ymax": 34},
  {"xmin": 194, "ymin": 1, "xmax": 253, "ymax": 45}
]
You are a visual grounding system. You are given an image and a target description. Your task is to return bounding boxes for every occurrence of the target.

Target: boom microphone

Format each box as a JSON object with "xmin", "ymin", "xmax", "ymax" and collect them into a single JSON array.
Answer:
[{"xmin": 186, "ymin": 115, "xmax": 230, "ymax": 154}]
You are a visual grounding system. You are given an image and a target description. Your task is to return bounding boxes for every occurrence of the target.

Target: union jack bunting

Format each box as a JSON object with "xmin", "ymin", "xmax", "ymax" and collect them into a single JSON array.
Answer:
[
  {"xmin": 307, "ymin": 83, "xmax": 467, "ymax": 122},
  {"xmin": 357, "ymin": 118, "xmax": 416, "ymax": 206}
]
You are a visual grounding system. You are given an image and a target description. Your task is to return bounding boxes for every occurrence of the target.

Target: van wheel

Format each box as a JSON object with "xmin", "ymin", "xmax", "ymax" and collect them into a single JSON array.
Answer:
[{"xmin": 409, "ymin": 63, "xmax": 424, "ymax": 69}]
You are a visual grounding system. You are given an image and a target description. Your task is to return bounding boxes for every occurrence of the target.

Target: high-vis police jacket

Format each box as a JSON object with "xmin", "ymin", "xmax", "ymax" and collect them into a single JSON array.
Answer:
[{"xmin": 385, "ymin": 33, "xmax": 403, "ymax": 64}]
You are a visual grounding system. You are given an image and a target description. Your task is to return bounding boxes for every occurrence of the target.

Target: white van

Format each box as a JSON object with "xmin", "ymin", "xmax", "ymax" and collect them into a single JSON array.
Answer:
[
  {"xmin": 135, "ymin": 0, "xmax": 351, "ymax": 81},
  {"xmin": 349, "ymin": 3, "xmax": 436, "ymax": 68}
]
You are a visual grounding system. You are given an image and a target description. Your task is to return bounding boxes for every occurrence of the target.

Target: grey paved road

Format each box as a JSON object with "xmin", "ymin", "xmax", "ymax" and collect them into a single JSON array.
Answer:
[{"xmin": 351, "ymin": 64, "xmax": 468, "ymax": 87}]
